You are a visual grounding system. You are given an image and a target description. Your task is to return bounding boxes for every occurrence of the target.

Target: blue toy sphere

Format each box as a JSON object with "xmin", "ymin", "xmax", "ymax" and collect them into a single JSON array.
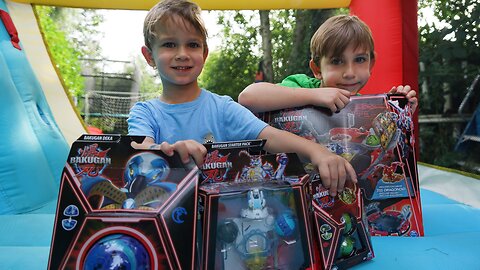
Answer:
[
  {"xmin": 274, "ymin": 212, "xmax": 296, "ymax": 237},
  {"xmin": 83, "ymin": 234, "xmax": 151, "ymax": 270}
]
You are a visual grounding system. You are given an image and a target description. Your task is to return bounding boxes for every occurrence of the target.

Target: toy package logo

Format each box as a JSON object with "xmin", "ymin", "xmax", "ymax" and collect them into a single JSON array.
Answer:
[
  {"xmin": 201, "ymin": 150, "xmax": 232, "ymax": 182},
  {"xmin": 313, "ymin": 184, "xmax": 335, "ymax": 209},
  {"xmin": 273, "ymin": 110, "xmax": 308, "ymax": 133},
  {"xmin": 273, "ymin": 109, "xmax": 320, "ymax": 141},
  {"xmin": 70, "ymin": 143, "xmax": 111, "ymax": 177}
]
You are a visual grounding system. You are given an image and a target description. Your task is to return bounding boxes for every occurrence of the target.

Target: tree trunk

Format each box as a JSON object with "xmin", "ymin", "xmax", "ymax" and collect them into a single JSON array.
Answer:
[
  {"xmin": 286, "ymin": 9, "xmax": 336, "ymax": 76},
  {"xmin": 259, "ymin": 10, "xmax": 274, "ymax": 82},
  {"xmin": 286, "ymin": 10, "xmax": 308, "ymax": 76}
]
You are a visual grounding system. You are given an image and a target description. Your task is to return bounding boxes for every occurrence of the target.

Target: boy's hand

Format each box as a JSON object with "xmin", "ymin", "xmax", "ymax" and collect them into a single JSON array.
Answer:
[
  {"xmin": 131, "ymin": 138, "xmax": 206, "ymax": 167},
  {"xmin": 311, "ymin": 88, "xmax": 351, "ymax": 113},
  {"xmin": 389, "ymin": 85, "xmax": 418, "ymax": 113},
  {"xmin": 260, "ymin": 127, "xmax": 357, "ymax": 197},
  {"xmin": 150, "ymin": 141, "xmax": 207, "ymax": 167},
  {"xmin": 310, "ymin": 146, "xmax": 358, "ymax": 197}
]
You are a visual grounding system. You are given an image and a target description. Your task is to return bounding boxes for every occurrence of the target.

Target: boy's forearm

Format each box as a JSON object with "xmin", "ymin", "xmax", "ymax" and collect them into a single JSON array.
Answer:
[
  {"xmin": 239, "ymin": 83, "xmax": 313, "ymax": 113},
  {"xmin": 260, "ymin": 126, "xmax": 357, "ymax": 196},
  {"xmin": 259, "ymin": 126, "xmax": 328, "ymax": 159}
]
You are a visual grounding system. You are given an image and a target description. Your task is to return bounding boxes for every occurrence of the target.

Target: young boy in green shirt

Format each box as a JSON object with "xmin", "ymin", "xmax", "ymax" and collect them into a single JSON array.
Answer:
[{"xmin": 239, "ymin": 14, "xmax": 418, "ymax": 113}]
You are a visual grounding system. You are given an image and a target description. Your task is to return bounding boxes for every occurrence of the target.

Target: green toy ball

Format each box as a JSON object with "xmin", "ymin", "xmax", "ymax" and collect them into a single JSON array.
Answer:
[
  {"xmin": 341, "ymin": 213, "xmax": 355, "ymax": 235},
  {"xmin": 365, "ymin": 134, "xmax": 380, "ymax": 146},
  {"xmin": 339, "ymin": 236, "xmax": 356, "ymax": 257}
]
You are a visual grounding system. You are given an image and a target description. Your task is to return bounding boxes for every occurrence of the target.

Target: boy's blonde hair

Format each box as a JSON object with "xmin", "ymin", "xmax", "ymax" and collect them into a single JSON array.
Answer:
[
  {"xmin": 143, "ymin": 0, "xmax": 208, "ymax": 50},
  {"xmin": 310, "ymin": 15, "xmax": 374, "ymax": 64}
]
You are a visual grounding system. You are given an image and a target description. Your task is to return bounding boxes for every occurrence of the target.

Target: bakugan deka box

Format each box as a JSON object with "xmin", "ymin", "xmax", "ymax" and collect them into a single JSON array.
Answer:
[
  {"xmin": 198, "ymin": 140, "xmax": 315, "ymax": 270},
  {"xmin": 260, "ymin": 94, "xmax": 424, "ymax": 237},
  {"xmin": 48, "ymin": 135, "xmax": 199, "ymax": 270}
]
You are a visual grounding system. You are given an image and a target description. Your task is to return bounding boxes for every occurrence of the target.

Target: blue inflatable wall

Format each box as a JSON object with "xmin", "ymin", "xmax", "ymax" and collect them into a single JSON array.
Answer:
[{"xmin": 0, "ymin": 0, "xmax": 68, "ymax": 214}]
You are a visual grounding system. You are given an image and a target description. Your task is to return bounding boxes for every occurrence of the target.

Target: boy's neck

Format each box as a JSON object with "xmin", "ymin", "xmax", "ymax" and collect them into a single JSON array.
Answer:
[{"xmin": 160, "ymin": 83, "xmax": 202, "ymax": 104}]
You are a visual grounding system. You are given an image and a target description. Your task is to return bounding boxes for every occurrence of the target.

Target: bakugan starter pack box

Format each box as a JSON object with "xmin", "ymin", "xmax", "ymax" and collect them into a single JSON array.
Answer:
[
  {"xmin": 48, "ymin": 135, "xmax": 199, "ymax": 270},
  {"xmin": 197, "ymin": 140, "xmax": 315, "ymax": 270}
]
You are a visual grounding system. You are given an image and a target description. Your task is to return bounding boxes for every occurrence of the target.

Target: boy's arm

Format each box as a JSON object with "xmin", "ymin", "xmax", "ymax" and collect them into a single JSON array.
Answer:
[
  {"xmin": 389, "ymin": 85, "xmax": 418, "ymax": 113},
  {"xmin": 239, "ymin": 82, "xmax": 351, "ymax": 113},
  {"xmin": 258, "ymin": 126, "xmax": 357, "ymax": 197},
  {"xmin": 131, "ymin": 137, "xmax": 206, "ymax": 167}
]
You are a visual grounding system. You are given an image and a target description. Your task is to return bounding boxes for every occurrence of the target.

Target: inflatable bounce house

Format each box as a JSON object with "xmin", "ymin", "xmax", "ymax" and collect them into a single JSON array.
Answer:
[{"xmin": 1, "ymin": 0, "xmax": 479, "ymax": 269}]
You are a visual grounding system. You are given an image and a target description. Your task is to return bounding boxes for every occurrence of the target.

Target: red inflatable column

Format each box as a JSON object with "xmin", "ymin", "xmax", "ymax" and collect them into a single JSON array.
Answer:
[{"xmin": 350, "ymin": 0, "xmax": 419, "ymax": 157}]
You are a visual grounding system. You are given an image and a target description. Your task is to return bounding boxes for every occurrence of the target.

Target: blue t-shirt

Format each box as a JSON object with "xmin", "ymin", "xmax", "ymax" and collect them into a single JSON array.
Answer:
[{"xmin": 128, "ymin": 89, "xmax": 268, "ymax": 144}]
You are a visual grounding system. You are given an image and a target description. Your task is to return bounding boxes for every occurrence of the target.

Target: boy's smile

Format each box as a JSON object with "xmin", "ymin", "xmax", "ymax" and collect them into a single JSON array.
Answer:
[{"xmin": 313, "ymin": 44, "xmax": 374, "ymax": 95}]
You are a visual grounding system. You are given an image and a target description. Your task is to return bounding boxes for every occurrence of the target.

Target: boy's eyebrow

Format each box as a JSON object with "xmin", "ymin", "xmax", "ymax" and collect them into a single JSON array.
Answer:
[
  {"xmin": 326, "ymin": 52, "xmax": 369, "ymax": 59},
  {"xmin": 157, "ymin": 35, "xmax": 200, "ymax": 40}
]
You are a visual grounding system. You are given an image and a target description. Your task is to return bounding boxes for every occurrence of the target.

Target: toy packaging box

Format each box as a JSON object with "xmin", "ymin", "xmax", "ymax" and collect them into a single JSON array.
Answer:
[
  {"xmin": 311, "ymin": 175, "xmax": 374, "ymax": 269},
  {"xmin": 198, "ymin": 140, "xmax": 315, "ymax": 270},
  {"xmin": 48, "ymin": 135, "xmax": 199, "ymax": 270},
  {"xmin": 260, "ymin": 94, "xmax": 424, "ymax": 237}
]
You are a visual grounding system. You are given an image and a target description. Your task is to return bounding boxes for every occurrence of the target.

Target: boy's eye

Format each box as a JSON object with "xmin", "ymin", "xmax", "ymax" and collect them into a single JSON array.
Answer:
[
  {"xmin": 162, "ymin": 42, "xmax": 175, "ymax": 48},
  {"xmin": 188, "ymin": 42, "xmax": 201, "ymax": 48},
  {"xmin": 330, "ymin": 58, "xmax": 343, "ymax": 65},
  {"xmin": 355, "ymin": 56, "xmax": 367, "ymax": 63}
]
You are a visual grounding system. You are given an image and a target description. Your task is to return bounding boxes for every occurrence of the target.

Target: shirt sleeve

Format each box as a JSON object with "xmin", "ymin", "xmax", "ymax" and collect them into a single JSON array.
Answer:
[
  {"xmin": 223, "ymin": 98, "xmax": 268, "ymax": 141},
  {"xmin": 279, "ymin": 74, "xmax": 322, "ymax": 88},
  {"xmin": 127, "ymin": 102, "xmax": 157, "ymax": 139}
]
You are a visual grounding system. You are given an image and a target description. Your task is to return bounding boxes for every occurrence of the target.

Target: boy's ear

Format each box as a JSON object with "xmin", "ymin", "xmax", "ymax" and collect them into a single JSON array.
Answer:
[
  {"xmin": 203, "ymin": 46, "xmax": 209, "ymax": 61},
  {"xmin": 309, "ymin": 59, "xmax": 322, "ymax": 80},
  {"xmin": 369, "ymin": 52, "xmax": 376, "ymax": 71},
  {"xmin": 141, "ymin": 46, "xmax": 155, "ymax": 67}
]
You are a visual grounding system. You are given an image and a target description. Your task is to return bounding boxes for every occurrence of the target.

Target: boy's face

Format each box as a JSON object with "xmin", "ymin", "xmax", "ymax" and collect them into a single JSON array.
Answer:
[
  {"xmin": 310, "ymin": 44, "xmax": 374, "ymax": 95},
  {"xmin": 142, "ymin": 16, "xmax": 208, "ymax": 89}
]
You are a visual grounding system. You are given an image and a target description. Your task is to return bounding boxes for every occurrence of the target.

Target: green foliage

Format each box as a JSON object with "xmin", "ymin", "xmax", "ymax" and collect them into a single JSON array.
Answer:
[
  {"xmin": 35, "ymin": 6, "xmax": 104, "ymax": 99},
  {"xmin": 199, "ymin": 10, "xmax": 312, "ymax": 98},
  {"xmin": 418, "ymin": 0, "xmax": 480, "ymax": 169},
  {"xmin": 199, "ymin": 49, "xmax": 258, "ymax": 100},
  {"xmin": 35, "ymin": 6, "xmax": 85, "ymax": 98},
  {"xmin": 418, "ymin": 0, "xmax": 479, "ymax": 114},
  {"xmin": 200, "ymin": 9, "xmax": 344, "ymax": 99},
  {"xmin": 135, "ymin": 56, "xmax": 163, "ymax": 96},
  {"xmin": 199, "ymin": 11, "xmax": 261, "ymax": 99},
  {"xmin": 269, "ymin": 10, "xmax": 295, "ymax": 81}
]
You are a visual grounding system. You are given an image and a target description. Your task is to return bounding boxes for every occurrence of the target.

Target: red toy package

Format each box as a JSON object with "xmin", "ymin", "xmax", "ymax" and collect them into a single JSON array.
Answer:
[
  {"xmin": 311, "ymin": 175, "xmax": 374, "ymax": 269},
  {"xmin": 48, "ymin": 135, "xmax": 199, "ymax": 270},
  {"xmin": 198, "ymin": 140, "xmax": 315, "ymax": 270},
  {"xmin": 260, "ymin": 94, "xmax": 424, "ymax": 238}
]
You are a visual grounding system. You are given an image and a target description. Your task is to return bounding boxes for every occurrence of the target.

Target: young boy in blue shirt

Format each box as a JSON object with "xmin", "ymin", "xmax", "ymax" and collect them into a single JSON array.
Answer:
[
  {"xmin": 128, "ymin": 0, "xmax": 355, "ymax": 196},
  {"xmin": 238, "ymin": 14, "xmax": 418, "ymax": 113}
]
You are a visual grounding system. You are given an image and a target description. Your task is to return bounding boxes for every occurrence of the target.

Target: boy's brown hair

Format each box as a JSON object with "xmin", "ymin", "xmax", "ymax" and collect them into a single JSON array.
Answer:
[
  {"xmin": 310, "ymin": 15, "xmax": 374, "ymax": 64},
  {"xmin": 143, "ymin": 0, "xmax": 208, "ymax": 50}
]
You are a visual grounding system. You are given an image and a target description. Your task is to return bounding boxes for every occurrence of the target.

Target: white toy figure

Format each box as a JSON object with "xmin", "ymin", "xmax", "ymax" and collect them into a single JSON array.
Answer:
[{"xmin": 217, "ymin": 188, "xmax": 297, "ymax": 270}]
